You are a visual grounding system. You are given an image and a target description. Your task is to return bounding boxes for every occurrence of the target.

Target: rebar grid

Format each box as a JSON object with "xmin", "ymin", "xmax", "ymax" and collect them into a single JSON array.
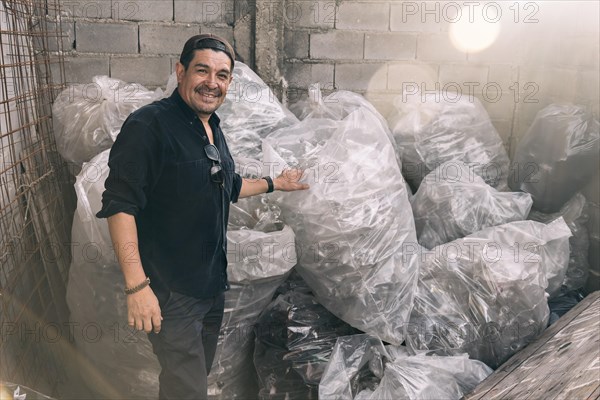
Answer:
[{"xmin": 1, "ymin": 0, "xmax": 74, "ymax": 395}]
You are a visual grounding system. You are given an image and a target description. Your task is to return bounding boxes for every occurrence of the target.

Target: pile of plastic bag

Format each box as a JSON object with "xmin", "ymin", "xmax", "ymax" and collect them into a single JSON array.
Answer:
[
  {"xmin": 52, "ymin": 76, "xmax": 161, "ymax": 166},
  {"xmin": 509, "ymin": 104, "xmax": 599, "ymax": 213},
  {"xmin": 319, "ymin": 334, "xmax": 493, "ymax": 400},
  {"xmin": 57, "ymin": 66, "xmax": 590, "ymax": 399},
  {"xmin": 254, "ymin": 289, "xmax": 358, "ymax": 399},
  {"xmin": 406, "ymin": 218, "xmax": 572, "ymax": 368},
  {"xmin": 528, "ymin": 193, "xmax": 590, "ymax": 293},
  {"xmin": 263, "ymin": 88, "xmax": 419, "ymax": 345},
  {"xmin": 412, "ymin": 161, "xmax": 533, "ymax": 249},
  {"xmin": 388, "ymin": 93, "xmax": 510, "ymax": 191}
]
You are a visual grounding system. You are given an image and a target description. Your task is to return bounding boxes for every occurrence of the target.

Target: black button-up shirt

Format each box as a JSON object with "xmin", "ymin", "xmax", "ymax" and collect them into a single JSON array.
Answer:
[{"xmin": 96, "ymin": 89, "xmax": 242, "ymax": 301}]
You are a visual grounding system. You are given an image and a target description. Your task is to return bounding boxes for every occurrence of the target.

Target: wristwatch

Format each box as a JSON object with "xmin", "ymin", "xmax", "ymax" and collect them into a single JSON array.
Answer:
[{"xmin": 262, "ymin": 176, "xmax": 274, "ymax": 193}]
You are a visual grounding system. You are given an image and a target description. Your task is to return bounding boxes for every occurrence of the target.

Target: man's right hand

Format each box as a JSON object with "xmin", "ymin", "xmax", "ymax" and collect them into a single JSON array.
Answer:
[{"xmin": 127, "ymin": 286, "xmax": 163, "ymax": 334}]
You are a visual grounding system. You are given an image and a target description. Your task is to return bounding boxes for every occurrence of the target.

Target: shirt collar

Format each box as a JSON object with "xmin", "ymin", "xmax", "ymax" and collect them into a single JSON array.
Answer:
[{"xmin": 170, "ymin": 87, "xmax": 221, "ymax": 126}]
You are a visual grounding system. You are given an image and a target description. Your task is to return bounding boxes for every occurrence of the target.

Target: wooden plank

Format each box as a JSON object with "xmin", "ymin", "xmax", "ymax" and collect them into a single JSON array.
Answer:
[
  {"xmin": 483, "ymin": 299, "xmax": 599, "ymax": 399},
  {"xmin": 586, "ymin": 384, "xmax": 600, "ymax": 399},
  {"xmin": 552, "ymin": 359, "xmax": 600, "ymax": 400},
  {"xmin": 464, "ymin": 291, "xmax": 600, "ymax": 400}
]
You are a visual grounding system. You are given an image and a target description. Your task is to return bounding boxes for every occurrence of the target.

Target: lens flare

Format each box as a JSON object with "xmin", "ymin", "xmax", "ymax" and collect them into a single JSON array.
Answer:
[{"xmin": 449, "ymin": 18, "xmax": 501, "ymax": 53}]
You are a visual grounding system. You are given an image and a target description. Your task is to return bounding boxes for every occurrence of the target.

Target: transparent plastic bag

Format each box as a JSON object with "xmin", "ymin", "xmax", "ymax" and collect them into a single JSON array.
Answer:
[
  {"xmin": 528, "ymin": 193, "xmax": 590, "ymax": 292},
  {"xmin": 0, "ymin": 382, "xmax": 56, "ymax": 400},
  {"xmin": 412, "ymin": 161, "xmax": 533, "ymax": 249},
  {"xmin": 406, "ymin": 218, "xmax": 572, "ymax": 368},
  {"xmin": 388, "ymin": 93, "xmax": 510, "ymax": 191},
  {"xmin": 208, "ymin": 225, "xmax": 297, "ymax": 399},
  {"xmin": 263, "ymin": 88, "xmax": 419, "ymax": 345},
  {"xmin": 52, "ymin": 76, "xmax": 161, "ymax": 165},
  {"xmin": 66, "ymin": 150, "xmax": 160, "ymax": 399},
  {"xmin": 509, "ymin": 104, "xmax": 600, "ymax": 213},
  {"xmin": 319, "ymin": 335, "xmax": 492, "ymax": 400},
  {"xmin": 218, "ymin": 62, "xmax": 299, "ymax": 159},
  {"xmin": 254, "ymin": 290, "xmax": 358, "ymax": 400}
]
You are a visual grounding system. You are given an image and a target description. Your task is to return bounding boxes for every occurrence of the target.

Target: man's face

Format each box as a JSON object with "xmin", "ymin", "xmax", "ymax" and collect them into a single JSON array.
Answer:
[{"xmin": 176, "ymin": 49, "xmax": 233, "ymax": 121}]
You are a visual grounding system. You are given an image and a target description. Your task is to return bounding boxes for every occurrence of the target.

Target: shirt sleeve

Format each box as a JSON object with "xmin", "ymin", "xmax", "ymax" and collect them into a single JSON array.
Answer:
[
  {"xmin": 96, "ymin": 115, "xmax": 163, "ymax": 218},
  {"xmin": 230, "ymin": 172, "xmax": 243, "ymax": 204}
]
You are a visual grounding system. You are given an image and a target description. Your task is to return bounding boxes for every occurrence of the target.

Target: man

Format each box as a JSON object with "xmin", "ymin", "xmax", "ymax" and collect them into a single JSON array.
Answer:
[{"xmin": 96, "ymin": 34, "xmax": 308, "ymax": 399}]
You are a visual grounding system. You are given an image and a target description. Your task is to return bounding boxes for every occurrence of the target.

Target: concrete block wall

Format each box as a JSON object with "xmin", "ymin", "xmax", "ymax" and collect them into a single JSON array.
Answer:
[
  {"xmin": 282, "ymin": 0, "xmax": 600, "ymax": 155},
  {"xmin": 50, "ymin": 0, "xmax": 247, "ymax": 88}
]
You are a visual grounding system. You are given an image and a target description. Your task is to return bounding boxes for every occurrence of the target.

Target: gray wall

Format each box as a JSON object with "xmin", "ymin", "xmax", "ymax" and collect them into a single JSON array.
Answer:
[{"xmin": 51, "ymin": 0, "xmax": 249, "ymax": 87}]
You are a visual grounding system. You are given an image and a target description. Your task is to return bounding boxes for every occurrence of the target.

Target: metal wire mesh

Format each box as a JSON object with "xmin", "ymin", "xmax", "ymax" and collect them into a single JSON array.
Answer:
[{"xmin": 0, "ymin": 0, "xmax": 74, "ymax": 395}]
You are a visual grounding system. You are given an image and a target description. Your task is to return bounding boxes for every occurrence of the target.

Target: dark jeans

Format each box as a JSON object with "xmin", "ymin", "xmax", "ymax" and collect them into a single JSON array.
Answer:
[{"xmin": 148, "ymin": 291, "xmax": 225, "ymax": 400}]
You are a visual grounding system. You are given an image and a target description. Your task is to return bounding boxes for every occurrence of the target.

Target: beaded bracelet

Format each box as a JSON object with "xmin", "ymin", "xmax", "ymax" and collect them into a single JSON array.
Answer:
[{"xmin": 124, "ymin": 277, "xmax": 150, "ymax": 295}]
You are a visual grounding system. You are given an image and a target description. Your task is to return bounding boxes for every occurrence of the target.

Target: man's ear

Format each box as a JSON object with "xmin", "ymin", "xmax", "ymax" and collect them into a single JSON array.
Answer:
[{"xmin": 175, "ymin": 62, "xmax": 184, "ymax": 83}]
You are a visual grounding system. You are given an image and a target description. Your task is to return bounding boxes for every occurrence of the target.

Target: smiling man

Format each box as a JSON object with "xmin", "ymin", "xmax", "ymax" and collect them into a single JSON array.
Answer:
[{"xmin": 96, "ymin": 34, "xmax": 308, "ymax": 399}]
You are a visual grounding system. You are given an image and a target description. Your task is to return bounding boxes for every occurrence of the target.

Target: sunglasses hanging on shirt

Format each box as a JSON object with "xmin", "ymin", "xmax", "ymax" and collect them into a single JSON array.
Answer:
[{"xmin": 204, "ymin": 144, "xmax": 224, "ymax": 184}]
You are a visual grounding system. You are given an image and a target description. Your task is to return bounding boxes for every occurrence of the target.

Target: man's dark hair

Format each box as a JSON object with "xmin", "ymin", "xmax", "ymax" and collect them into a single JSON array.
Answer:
[{"xmin": 179, "ymin": 34, "xmax": 235, "ymax": 70}]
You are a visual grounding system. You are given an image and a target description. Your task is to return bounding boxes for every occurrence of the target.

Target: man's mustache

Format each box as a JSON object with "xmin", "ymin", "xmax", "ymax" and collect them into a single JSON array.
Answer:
[{"xmin": 195, "ymin": 86, "xmax": 222, "ymax": 97}]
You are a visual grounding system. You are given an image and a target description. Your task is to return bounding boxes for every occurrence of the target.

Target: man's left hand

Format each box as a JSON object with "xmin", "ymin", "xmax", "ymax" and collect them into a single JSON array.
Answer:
[{"xmin": 274, "ymin": 169, "xmax": 310, "ymax": 192}]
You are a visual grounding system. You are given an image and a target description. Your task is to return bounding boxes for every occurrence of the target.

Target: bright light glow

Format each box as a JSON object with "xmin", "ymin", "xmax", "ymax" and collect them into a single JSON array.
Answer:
[{"xmin": 449, "ymin": 18, "xmax": 501, "ymax": 53}]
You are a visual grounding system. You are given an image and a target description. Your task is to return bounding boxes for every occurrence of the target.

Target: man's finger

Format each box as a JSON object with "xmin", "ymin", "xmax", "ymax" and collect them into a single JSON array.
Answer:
[
  {"xmin": 143, "ymin": 317, "xmax": 153, "ymax": 333},
  {"xmin": 152, "ymin": 314, "xmax": 162, "ymax": 333},
  {"xmin": 135, "ymin": 319, "xmax": 143, "ymax": 331}
]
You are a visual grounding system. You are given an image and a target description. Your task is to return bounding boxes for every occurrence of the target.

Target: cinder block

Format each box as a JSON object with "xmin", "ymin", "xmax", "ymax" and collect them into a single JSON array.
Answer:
[
  {"xmin": 42, "ymin": 18, "xmax": 75, "ymax": 52},
  {"xmin": 476, "ymin": 93, "xmax": 517, "ymax": 122},
  {"xmin": 363, "ymin": 92, "xmax": 400, "ymax": 120},
  {"xmin": 519, "ymin": 66, "xmax": 578, "ymax": 101},
  {"xmin": 390, "ymin": 2, "xmax": 443, "ymax": 32},
  {"xmin": 417, "ymin": 33, "xmax": 466, "ymax": 62},
  {"xmin": 335, "ymin": 63, "xmax": 387, "ymax": 91},
  {"xmin": 310, "ymin": 31, "xmax": 364, "ymax": 60},
  {"xmin": 233, "ymin": 16, "xmax": 253, "ymax": 65},
  {"xmin": 174, "ymin": 0, "xmax": 235, "ymax": 24},
  {"xmin": 283, "ymin": 63, "xmax": 334, "ymax": 89},
  {"xmin": 387, "ymin": 62, "xmax": 439, "ymax": 91},
  {"xmin": 284, "ymin": 0, "xmax": 336, "ymax": 29},
  {"xmin": 364, "ymin": 33, "xmax": 416, "ymax": 60},
  {"xmin": 111, "ymin": 56, "xmax": 172, "ymax": 87},
  {"xmin": 439, "ymin": 64, "xmax": 489, "ymax": 85},
  {"xmin": 439, "ymin": 64, "xmax": 489, "ymax": 98},
  {"xmin": 59, "ymin": 0, "xmax": 111, "ymax": 18},
  {"xmin": 336, "ymin": 2, "xmax": 389, "ymax": 31},
  {"xmin": 76, "ymin": 21, "xmax": 138, "ymax": 54},
  {"xmin": 285, "ymin": 30, "xmax": 309, "ymax": 59},
  {"xmin": 488, "ymin": 65, "xmax": 518, "ymax": 91},
  {"xmin": 555, "ymin": 35, "xmax": 599, "ymax": 69},
  {"xmin": 203, "ymin": 26, "xmax": 234, "ymax": 45},
  {"xmin": 140, "ymin": 24, "xmax": 199, "ymax": 55},
  {"xmin": 467, "ymin": 28, "xmax": 526, "ymax": 64},
  {"xmin": 112, "ymin": 0, "xmax": 174, "ymax": 22},
  {"xmin": 54, "ymin": 56, "xmax": 111, "ymax": 84}
]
